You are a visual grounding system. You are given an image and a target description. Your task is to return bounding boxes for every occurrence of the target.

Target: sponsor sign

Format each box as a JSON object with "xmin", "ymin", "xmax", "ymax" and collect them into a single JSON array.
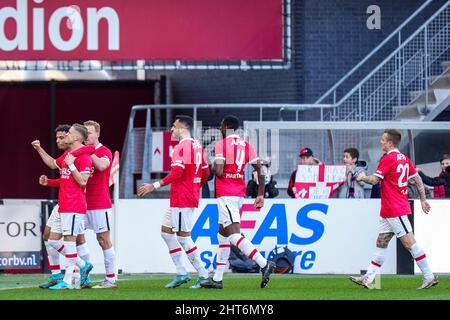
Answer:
[
  {"xmin": 0, "ymin": 204, "xmax": 41, "ymax": 269},
  {"xmin": 115, "ymin": 199, "xmax": 397, "ymax": 274}
]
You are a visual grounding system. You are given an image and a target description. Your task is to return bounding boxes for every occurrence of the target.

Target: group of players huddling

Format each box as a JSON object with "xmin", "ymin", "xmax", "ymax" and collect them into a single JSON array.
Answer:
[
  {"xmin": 33, "ymin": 115, "xmax": 439, "ymax": 291},
  {"xmin": 32, "ymin": 121, "xmax": 116, "ymax": 290}
]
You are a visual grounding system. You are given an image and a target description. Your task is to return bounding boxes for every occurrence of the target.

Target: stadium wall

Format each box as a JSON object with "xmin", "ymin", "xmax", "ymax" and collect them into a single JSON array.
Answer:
[
  {"xmin": 0, "ymin": 81, "xmax": 155, "ymax": 199},
  {"xmin": 122, "ymin": 0, "xmax": 450, "ymax": 126}
]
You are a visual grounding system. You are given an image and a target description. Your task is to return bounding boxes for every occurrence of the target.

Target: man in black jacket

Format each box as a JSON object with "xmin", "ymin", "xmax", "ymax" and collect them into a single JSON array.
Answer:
[
  {"xmin": 418, "ymin": 165, "xmax": 450, "ymax": 198},
  {"xmin": 246, "ymin": 161, "xmax": 279, "ymax": 198}
]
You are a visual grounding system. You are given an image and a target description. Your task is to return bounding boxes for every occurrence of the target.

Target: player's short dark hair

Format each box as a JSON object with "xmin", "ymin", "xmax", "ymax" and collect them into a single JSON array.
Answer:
[
  {"xmin": 175, "ymin": 115, "xmax": 193, "ymax": 131},
  {"xmin": 384, "ymin": 129, "xmax": 401, "ymax": 147},
  {"xmin": 54, "ymin": 124, "xmax": 70, "ymax": 133},
  {"xmin": 222, "ymin": 115, "xmax": 240, "ymax": 131},
  {"xmin": 344, "ymin": 148, "xmax": 359, "ymax": 160},
  {"xmin": 72, "ymin": 123, "xmax": 88, "ymax": 141},
  {"xmin": 440, "ymin": 154, "xmax": 450, "ymax": 163}
]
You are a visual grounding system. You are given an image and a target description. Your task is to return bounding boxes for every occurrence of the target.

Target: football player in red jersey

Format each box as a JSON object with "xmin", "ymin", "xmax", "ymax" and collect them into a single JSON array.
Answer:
[
  {"xmin": 48, "ymin": 124, "xmax": 94, "ymax": 289},
  {"xmin": 138, "ymin": 115, "xmax": 211, "ymax": 289},
  {"xmin": 82, "ymin": 120, "xmax": 117, "ymax": 289},
  {"xmin": 351, "ymin": 129, "xmax": 438, "ymax": 290},
  {"xmin": 32, "ymin": 124, "xmax": 94, "ymax": 289},
  {"xmin": 201, "ymin": 115, "xmax": 275, "ymax": 290}
]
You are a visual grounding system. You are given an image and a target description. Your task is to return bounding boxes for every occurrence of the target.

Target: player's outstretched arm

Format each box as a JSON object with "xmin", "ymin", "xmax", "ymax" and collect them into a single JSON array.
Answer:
[
  {"xmin": 417, "ymin": 171, "xmax": 445, "ymax": 187},
  {"xmin": 356, "ymin": 172, "xmax": 381, "ymax": 185},
  {"xmin": 137, "ymin": 183, "xmax": 155, "ymax": 197},
  {"xmin": 409, "ymin": 175, "xmax": 431, "ymax": 214},
  {"xmin": 161, "ymin": 166, "xmax": 183, "ymax": 186},
  {"xmin": 31, "ymin": 140, "xmax": 57, "ymax": 169},
  {"xmin": 138, "ymin": 166, "xmax": 184, "ymax": 197},
  {"xmin": 71, "ymin": 145, "xmax": 95, "ymax": 157},
  {"xmin": 47, "ymin": 178, "xmax": 60, "ymax": 188}
]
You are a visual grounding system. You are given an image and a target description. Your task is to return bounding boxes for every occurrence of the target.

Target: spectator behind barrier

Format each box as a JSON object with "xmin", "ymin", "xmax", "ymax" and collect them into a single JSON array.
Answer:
[
  {"xmin": 336, "ymin": 148, "xmax": 367, "ymax": 198},
  {"xmin": 287, "ymin": 147, "xmax": 322, "ymax": 198},
  {"xmin": 246, "ymin": 160, "xmax": 279, "ymax": 199},
  {"xmin": 417, "ymin": 160, "xmax": 450, "ymax": 199},
  {"xmin": 419, "ymin": 154, "xmax": 450, "ymax": 198}
]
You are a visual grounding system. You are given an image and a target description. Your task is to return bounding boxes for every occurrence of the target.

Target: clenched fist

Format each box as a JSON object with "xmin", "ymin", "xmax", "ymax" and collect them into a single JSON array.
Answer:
[
  {"xmin": 39, "ymin": 175, "xmax": 48, "ymax": 186},
  {"xmin": 31, "ymin": 140, "xmax": 41, "ymax": 150},
  {"xmin": 64, "ymin": 153, "xmax": 76, "ymax": 166}
]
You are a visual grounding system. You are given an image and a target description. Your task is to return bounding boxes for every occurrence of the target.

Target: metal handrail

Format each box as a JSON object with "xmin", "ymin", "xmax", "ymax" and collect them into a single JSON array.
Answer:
[
  {"xmin": 334, "ymin": 0, "xmax": 450, "ymax": 108},
  {"xmin": 131, "ymin": 104, "xmax": 332, "ymax": 111},
  {"xmin": 315, "ymin": 0, "xmax": 435, "ymax": 104}
]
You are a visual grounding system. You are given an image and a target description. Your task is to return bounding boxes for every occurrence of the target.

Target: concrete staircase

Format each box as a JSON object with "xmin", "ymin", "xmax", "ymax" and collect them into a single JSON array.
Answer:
[{"xmin": 394, "ymin": 61, "xmax": 450, "ymax": 121}]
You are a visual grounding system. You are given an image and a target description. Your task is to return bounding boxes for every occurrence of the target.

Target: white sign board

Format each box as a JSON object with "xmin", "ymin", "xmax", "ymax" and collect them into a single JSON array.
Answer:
[
  {"xmin": 0, "ymin": 204, "xmax": 41, "ymax": 269},
  {"xmin": 414, "ymin": 200, "xmax": 450, "ymax": 273},
  {"xmin": 114, "ymin": 199, "xmax": 397, "ymax": 275}
]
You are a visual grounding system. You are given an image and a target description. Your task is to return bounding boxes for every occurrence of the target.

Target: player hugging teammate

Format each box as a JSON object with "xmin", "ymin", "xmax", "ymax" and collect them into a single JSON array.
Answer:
[{"xmin": 33, "ymin": 121, "xmax": 116, "ymax": 290}]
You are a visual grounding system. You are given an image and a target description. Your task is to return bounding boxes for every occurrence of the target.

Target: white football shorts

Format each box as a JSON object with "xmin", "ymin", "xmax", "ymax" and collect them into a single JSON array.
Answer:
[
  {"xmin": 46, "ymin": 204, "xmax": 62, "ymax": 234},
  {"xmin": 162, "ymin": 207, "xmax": 196, "ymax": 233},
  {"xmin": 217, "ymin": 196, "xmax": 244, "ymax": 228},
  {"xmin": 85, "ymin": 208, "xmax": 113, "ymax": 234},
  {"xmin": 61, "ymin": 213, "xmax": 86, "ymax": 236},
  {"xmin": 379, "ymin": 215, "xmax": 413, "ymax": 238}
]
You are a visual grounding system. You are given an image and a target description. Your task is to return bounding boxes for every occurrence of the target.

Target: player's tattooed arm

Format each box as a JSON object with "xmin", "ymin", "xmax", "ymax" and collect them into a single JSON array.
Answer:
[
  {"xmin": 357, "ymin": 173, "xmax": 381, "ymax": 185},
  {"xmin": 409, "ymin": 175, "xmax": 431, "ymax": 214},
  {"xmin": 376, "ymin": 232, "xmax": 394, "ymax": 248},
  {"xmin": 31, "ymin": 140, "xmax": 57, "ymax": 169},
  {"xmin": 409, "ymin": 175, "xmax": 427, "ymax": 201}
]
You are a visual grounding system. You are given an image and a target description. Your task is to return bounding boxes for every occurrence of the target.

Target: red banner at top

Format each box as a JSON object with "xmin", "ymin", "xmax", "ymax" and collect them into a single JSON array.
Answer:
[{"xmin": 0, "ymin": 0, "xmax": 283, "ymax": 61}]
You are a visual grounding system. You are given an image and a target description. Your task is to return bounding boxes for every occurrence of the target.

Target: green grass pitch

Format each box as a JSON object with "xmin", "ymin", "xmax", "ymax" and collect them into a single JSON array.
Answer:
[{"xmin": 0, "ymin": 273, "xmax": 449, "ymax": 300}]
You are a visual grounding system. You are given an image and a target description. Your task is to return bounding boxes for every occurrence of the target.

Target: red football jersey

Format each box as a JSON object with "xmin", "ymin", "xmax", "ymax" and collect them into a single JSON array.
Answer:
[
  {"xmin": 55, "ymin": 151, "xmax": 92, "ymax": 214},
  {"xmin": 214, "ymin": 134, "xmax": 258, "ymax": 198},
  {"xmin": 168, "ymin": 138, "xmax": 208, "ymax": 208},
  {"xmin": 373, "ymin": 149, "xmax": 418, "ymax": 218},
  {"xmin": 85, "ymin": 144, "xmax": 113, "ymax": 210}
]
